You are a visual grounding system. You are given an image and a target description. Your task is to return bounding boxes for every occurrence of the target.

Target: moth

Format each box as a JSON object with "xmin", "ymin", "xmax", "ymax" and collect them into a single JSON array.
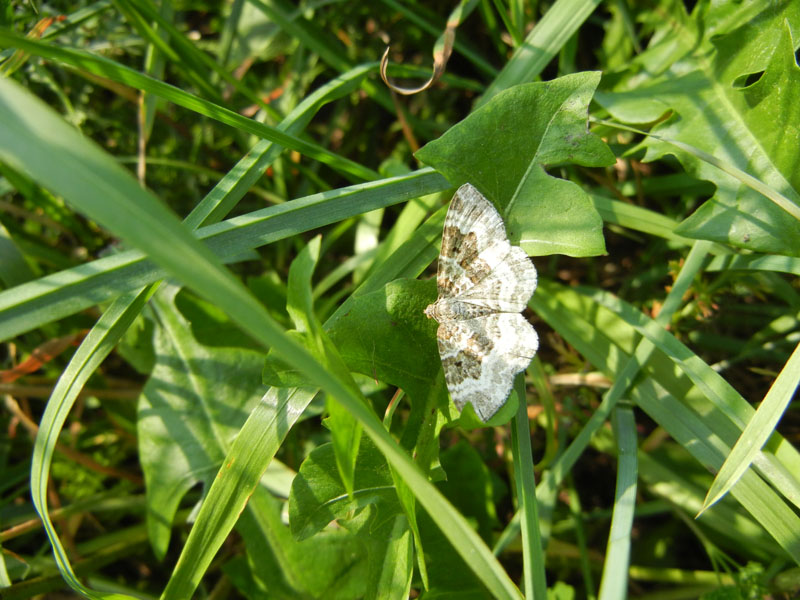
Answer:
[{"xmin": 424, "ymin": 183, "xmax": 538, "ymax": 421}]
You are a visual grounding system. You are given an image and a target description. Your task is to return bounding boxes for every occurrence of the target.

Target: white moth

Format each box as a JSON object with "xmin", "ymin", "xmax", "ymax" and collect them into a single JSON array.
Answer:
[{"xmin": 424, "ymin": 183, "xmax": 538, "ymax": 421}]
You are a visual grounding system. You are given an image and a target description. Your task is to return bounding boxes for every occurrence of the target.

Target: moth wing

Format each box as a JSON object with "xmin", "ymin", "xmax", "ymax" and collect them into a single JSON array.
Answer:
[
  {"xmin": 436, "ymin": 313, "xmax": 538, "ymax": 421},
  {"xmin": 438, "ymin": 184, "xmax": 516, "ymax": 299},
  {"xmin": 458, "ymin": 245, "xmax": 538, "ymax": 313}
]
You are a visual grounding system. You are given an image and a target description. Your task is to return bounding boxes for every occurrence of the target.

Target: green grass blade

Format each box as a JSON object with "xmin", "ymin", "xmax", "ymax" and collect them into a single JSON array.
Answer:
[
  {"xmin": 551, "ymin": 240, "xmax": 708, "ymax": 487},
  {"xmin": 700, "ymin": 341, "xmax": 800, "ymax": 514},
  {"xmin": 186, "ymin": 62, "xmax": 374, "ymax": 228},
  {"xmin": 705, "ymin": 253, "xmax": 800, "ymax": 276},
  {"xmin": 111, "ymin": 0, "xmax": 221, "ymax": 102},
  {"xmin": 583, "ymin": 287, "xmax": 800, "ymax": 510},
  {"xmin": 590, "ymin": 194, "xmax": 730, "ymax": 251},
  {"xmin": 535, "ymin": 280, "xmax": 800, "ymax": 563},
  {"xmin": 495, "ymin": 241, "xmax": 713, "ymax": 553},
  {"xmin": 248, "ymin": 0, "xmax": 352, "ymax": 72},
  {"xmin": 162, "ymin": 386, "xmax": 317, "ymax": 599},
  {"xmin": 245, "ymin": 0, "xmax": 439, "ymax": 128},
  {"xmin": 595, "ymin": 118, "xmax": 800, "ymax": 223},
  {"xmin": 479, "ymin": 0, "xmax": 603, "ymax": 104},
  {"xmin": 510, "ymin": 375, "xmax": 547, "ymax": 598},
  {"xmin": 598, "ymin": 404, "xmax": 638, "ymax": 600},
  {"xmin": 0, "ymin": 170, "xmax": 449, "ymax": 341},
  {"xmin": 0, "ymin": 29, "xmax": 377, "ymax": 181},
  {"xmin": 29, "ymin": 289, "xmax": 154, "ymax": 600},
  {"xmin": 2, "ymin": 76, "xmax": 521, "ymax": 600},
  {"xmin": 116, "ymin": 0, "xmax": 281, "ymax": 118}
]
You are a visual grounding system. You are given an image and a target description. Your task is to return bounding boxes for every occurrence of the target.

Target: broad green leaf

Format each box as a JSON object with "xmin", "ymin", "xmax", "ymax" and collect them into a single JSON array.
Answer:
[
  {"xmin": 138, "ymin": 286, "xmax": 266, "ymax": 557},
  {"xmin": 416, "ymin": 72, "xmax": 615, "ymax": 257},
  {"xmin": 293, "ymin": 393, "xmax": 421, "ymax": 594},
  {"xmin": 288, "ymin": 437, "xmax": 399, "ymax": 541},
  {"xmin": 266, "ymin": 278, "xmax": 441, "ymax": 402},
  {"xmin": 327, "ymin": 395, "xmax": 363, "ymax": 500},
  {"xmin": 596, "ymin": 6, "xmax": 800, "ymax": 255},
  {"xmin": 371, "ymin": 515, "xmax": 414, "ymax": 600},
  {"xmin": 238, "ymin": 486, "xmax": 369, "ymax": 599},
  {"xmin": 328, "ymin": 279, "xmax": 439, "ymax": 399},
  {"xmin": 437, "ymin": 441, "xmax": 503, "ymax": 543},
  {"xmin": 174, "ymin": 289, "xmax": 271, "ymax": 350},
  {"xmin": 510, "ymin": 167, "xmax": 605, "ymax": 257}
]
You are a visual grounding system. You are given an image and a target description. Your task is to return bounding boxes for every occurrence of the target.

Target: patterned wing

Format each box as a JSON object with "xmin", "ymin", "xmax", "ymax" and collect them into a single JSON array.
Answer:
[
  {"xmin": 438, "ymin": 183, "xmax": 517, "ymax": 299},
  {"xmin": 436, "ymin": 313, "xmax": 539, "ymax": 421},
  {"xmin": 458, "ymin": 245, "xmax": 537, "ymax": 313}
]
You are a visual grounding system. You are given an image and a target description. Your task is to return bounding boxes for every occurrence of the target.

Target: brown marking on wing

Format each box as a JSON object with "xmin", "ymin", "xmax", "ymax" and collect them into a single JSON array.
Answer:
[{"xmin": 439, "ymin": 327, "xmax": 495, "ymax": 387}]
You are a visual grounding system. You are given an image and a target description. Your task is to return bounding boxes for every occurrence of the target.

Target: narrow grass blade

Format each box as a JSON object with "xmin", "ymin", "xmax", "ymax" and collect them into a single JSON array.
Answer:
[
  {"xmin": 705, "ymin": 253, "xmax": 800, "ymax": 276},
  {"xmin": 112, "ymin": 0, "xmax": 221, "ymax": 102},
  {"xmin": 590, "ymin": 194, "xmax": 729, "ymax": 251},
  {"xmin": 29, "ymin": 289, "xmax": 154, "ymax": 600},
  {"xmin": 700, "ymin": 341, "xmax": 800, "ymax": 514},
  {"xmin": 511, "ymin": 375, "xmax": 547, "ymax": 598},
  {"xmin": 583, "ymin": 287, "xmax": 800, "ymax": 509},
  {"xmin": 479, "ymin": 0, "xmax": 603, "ymax": 104},
  {"xmin": 495, "ymin": 241, "xmax": 711, "ymax": 553},
  {"xmin": 0, "ymin": 170, "xmax": 450, "ymax": 341},
  {"xmin": 0, "ymin": 30, "xmax": 378, "ymax": 181},
  {"xmin": 2, "ymin": 77, "xmax": 521, "ymax": 600},
  {"xmin": 183, "ymin": 61, "xmax": 375, "ymax": 228},
  {"xmin": 535, "ymin": 281, "xmax": 800, "ymax": 563},
  {"xmin": 118, "ymin": 0, "xmax": 245, "ymax": 100},
  {"xmin": 162, "ymin": 386, "xmax": 317, "ymax": 599},
  {"xmin": 598, "ymin": 404, "xmax": 638, "ymax": 600}
]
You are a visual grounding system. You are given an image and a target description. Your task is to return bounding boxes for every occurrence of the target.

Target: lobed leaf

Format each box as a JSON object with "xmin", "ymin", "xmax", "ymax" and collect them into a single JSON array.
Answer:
[{"xmin": 416, "ymin": 72, "xmax": 615, "ymax": 257}]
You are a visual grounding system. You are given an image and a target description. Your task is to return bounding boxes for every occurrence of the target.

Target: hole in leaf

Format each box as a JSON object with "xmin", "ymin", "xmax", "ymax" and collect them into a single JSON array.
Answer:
[{"xmin": 732, "ymin": 71, "xmax": 764, "ymax": 88}]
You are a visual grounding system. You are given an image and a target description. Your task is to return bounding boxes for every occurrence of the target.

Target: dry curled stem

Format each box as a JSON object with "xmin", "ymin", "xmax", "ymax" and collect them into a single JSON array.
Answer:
[{"xmin": 380, "ymin": 18, "xmax": 458, "ymax": 95}]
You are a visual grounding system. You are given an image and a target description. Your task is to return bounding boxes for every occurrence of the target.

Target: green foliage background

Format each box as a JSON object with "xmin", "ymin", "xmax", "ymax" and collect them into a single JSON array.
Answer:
[{"xmin": 1, "ymin": 1, "xmax": 799, "ymax": 599}]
